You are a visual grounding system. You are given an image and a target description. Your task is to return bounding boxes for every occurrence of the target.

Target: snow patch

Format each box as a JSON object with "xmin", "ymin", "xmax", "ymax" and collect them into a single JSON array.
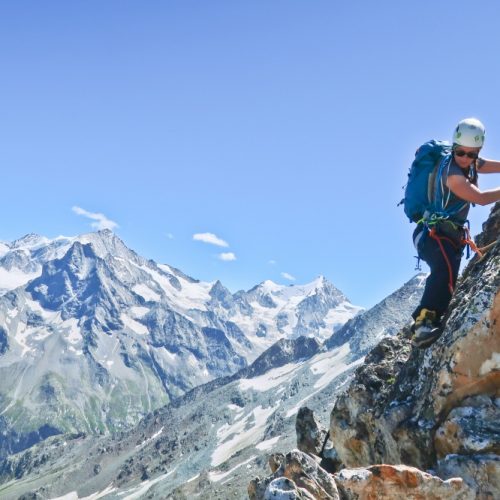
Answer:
[
  {"xmin": 310, "ymin": 344, "xmax": 360, "ymax": 390},
  {"xmin": 139, "ymin": 264, "xmax": 212, "ymax": 312},
  {"xmin": 50, "ymin": 483, "xmax": 117, "ymax": 499},
  {"xmin": 68, "ymin": 345, "xmax": 84, "ymax": 356},
  {"xmin": 120, "ymin": 466, "xmax": 178, "ymax": 500},
  {"xmin": 0, "ymin": 268, "xmax": 39, "ymax": 293},
  {"xmin": 63, "ymin": 318, "xmax": 82, "ymax": 345},
  {"xmin": 135, "ymin": 426, "xmax": 164, "ymax": 449},
  {"xmin": 132, "ymin": 284, "xmax": 161, "ymax": 302},
  {"xmin": 130, "ymin": 306, "xmax": 149, "ymax": 318},
  {"xmin": 318, "ymin": 302, "xmax": 364, "ymax": 338},
  {"xmin": 0, "ymin": 242, "xmax": 9, "ymax": 257},
  {"xmin": 239, "ymin": 362, "xmax": 301, "ymax": 392},
  {"xmin": 209, "ymin": 456, "xmax": 257, "ymax": 482},
  {"xmin": 256, "ymin": 435, "xmax": 281, "ymax": 451},
  {"xmin": 285, "ymin": 346, "xmax": 362, "ymax": 418},
  {"xmin": 212, "ymin": 404, "xmax": 278, "ymax": 466},
  {"xmin": 120, "ymin": 313, "xmax": 148, "ymax": 335}
]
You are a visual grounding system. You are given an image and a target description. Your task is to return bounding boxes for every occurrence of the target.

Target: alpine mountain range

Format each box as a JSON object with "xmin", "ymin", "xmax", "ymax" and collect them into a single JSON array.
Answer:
[{"xmin": 0, "ymin": 230, "xmax": 425, "ymax": 498}]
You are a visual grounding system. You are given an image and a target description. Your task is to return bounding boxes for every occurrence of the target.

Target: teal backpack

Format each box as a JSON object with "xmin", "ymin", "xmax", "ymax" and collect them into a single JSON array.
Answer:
[{"xmin": 401, "ymin": 140, "xmax": 468, "ymax": 223}]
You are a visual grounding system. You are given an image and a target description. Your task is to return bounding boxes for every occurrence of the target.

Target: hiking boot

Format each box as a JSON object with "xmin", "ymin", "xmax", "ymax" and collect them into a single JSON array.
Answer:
[{"xmin": 412, "ymin": 308, "xmax": 442, "ymax": 348}]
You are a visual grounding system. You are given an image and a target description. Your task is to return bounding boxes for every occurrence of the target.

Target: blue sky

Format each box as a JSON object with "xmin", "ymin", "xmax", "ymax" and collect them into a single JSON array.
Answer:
[{"xmin": 1, "ymin": 1, "xmax": 499, "ymax": 308}]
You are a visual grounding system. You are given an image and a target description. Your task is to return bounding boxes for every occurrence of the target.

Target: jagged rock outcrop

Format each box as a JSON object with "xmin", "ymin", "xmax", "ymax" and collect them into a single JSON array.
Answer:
[
  {"xmin": 327, "ymin": 202, "xmax": 500, "ymax": 497},
  {"xmin": 327, "ymin": 204, "xmax": 499, "ymax": 491},
  {"xmin": 296, "ymin": 407, "xmax": 329, "ymax": 458},
  {"xmin": 248, "ymin": 450, "xmax": 340, "ymax": 500},
  {"xmin": 250, "ymin": 203, "xmax": 500, "ymax": 499}
]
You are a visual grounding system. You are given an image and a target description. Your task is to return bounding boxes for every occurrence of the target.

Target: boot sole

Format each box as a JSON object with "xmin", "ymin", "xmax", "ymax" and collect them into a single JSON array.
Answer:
[{"xmin": 412, "ymin": 328, "xmax": 442, "ymax": 348}]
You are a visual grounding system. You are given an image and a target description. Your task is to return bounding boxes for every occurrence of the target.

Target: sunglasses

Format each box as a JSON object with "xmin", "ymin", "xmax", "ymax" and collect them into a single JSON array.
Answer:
[{"xmin": 453, "ymin": 149, "xmax": 479, "ymax": 159}]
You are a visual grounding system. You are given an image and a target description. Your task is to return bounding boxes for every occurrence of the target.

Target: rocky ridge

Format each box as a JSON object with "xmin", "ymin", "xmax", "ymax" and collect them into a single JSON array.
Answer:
[{"xmin": 250, "ymin": 202, "xmax": 500, "ymax": 499}]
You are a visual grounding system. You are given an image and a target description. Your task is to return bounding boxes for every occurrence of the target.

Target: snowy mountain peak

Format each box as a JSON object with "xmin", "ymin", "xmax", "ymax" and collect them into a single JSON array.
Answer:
[
  {"xmin": 11, "ymin": 233, "xmax": 50, "ymax": 250},
  {"xmin": 209, "ymin": 280, "xmax": 235, "ymax": 309},
  {"xmin": 299, "ymin": 275, "xmax": 337, "ymax": 297},
  {"xmin": 75, "ymin": 230, "xmax": 137, "ymax": 262},
  {"xmin": 0, "ymin": 230, "xmax": 366, "ymax": 452},
  {"xmin": 312, "ymin": 274, "xmax": 326, "ymax": 285},
  {"xmin": 251, "ymin": 280, "xmax": 281, "ymax": 293},
  {"xmin": 210, "ymin": 279, "xmax": 230, "ymax": 296}
]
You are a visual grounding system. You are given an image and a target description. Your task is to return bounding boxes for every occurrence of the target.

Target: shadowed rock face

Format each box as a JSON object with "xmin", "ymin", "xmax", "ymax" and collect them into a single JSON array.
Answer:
[{"xmin": 295, "ymin": 407, "xmax": 328, "ymax": 458}]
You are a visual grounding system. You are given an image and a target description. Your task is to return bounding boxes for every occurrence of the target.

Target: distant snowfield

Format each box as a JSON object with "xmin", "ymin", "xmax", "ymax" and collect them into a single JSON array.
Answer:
[
  {"xmin": 209, "ymin": 455, "xmax": 258, "ymax": 482},
  {"xmin": 53, "ymin": 465, "xmax": 180, "ymax": 500},
  {"xmin": 138, "ymin": 263, "xmax": 213, "ymax": 312},
  {"xmin": 320, "ymin": 302, "xmax": 364, "ymax": 338},
  {"xmin": 0, "ymin": 232, "xmax": 364, "ymax": 368},
  {"xmin": 212, "ymin": 404, "xmax": 279, "ymax": 466},
  {"xmin": 131, "ymin": 283, "xmax": 161, "ymax": 302},
  {"xmin": 238, "ymin": 362, "xmax": 303, "ymax": 392},
  {"xmin": 255, "ymin": 435, "xmax": 281, "ymax": 451},
  {"xmin": 120, "ymin": 313, "xmax": 148, "ymax": 335},
  {"xmin": 285, "ymin": 345, "xmax": 363, "ymax": 418},
  {"xmin": 49, "ymin": 483, "xmax": 117, "ymax": 500},
  {"xmin": 120, "ymin": 467, "xmax": 178, "ymax": 500},
  {"xmin": 210, "ymin": 344, "xmax": 363, "ymax": 470},
  {"xmin": 0, "ymin": 268, "xmax": 39, "ymax": 294},
  {"xmin": 310, "ymin": 344, "xmax": 359, "ymax": 389}
]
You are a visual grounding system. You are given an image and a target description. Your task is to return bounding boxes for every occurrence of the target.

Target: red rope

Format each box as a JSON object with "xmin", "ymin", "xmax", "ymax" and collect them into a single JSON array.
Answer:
[{"xmin": 428, "ymin": 228, "xmax": 456, "ymax": 295}]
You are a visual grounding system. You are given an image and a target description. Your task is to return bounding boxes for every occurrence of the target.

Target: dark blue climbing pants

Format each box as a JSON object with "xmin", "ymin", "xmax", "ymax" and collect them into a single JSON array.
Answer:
[{"xmin": 412, "ymin": 225, "xmax": 464, "ymax": 321}]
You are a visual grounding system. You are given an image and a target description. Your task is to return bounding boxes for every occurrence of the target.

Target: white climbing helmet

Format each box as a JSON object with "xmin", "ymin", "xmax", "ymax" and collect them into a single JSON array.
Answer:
[{"xmin": 453, "ymin": 118, "xmax": 485, "ymax": 147}]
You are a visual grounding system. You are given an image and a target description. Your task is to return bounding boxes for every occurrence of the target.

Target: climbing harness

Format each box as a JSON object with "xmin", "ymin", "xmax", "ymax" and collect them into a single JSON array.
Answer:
[
  {"xmin": 417, "ymin": 216, "xmax": 484, "ymax": 295},
  {"xmin": 462, "ymin": 224, "xmax": 483, "ymax": 260}
]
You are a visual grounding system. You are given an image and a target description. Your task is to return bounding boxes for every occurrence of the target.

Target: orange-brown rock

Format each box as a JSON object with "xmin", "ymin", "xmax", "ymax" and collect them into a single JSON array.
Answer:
[{"xmin": 334, "ymin": 464, "xmax": 474, "ymax": 500}]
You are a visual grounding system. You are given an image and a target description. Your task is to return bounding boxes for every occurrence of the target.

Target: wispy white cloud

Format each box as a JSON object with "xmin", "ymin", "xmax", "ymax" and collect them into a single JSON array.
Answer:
[
  {"xmin": 268, "ymin": 260, "xmax": 277, "ymax": 265},
  {"xmin": 72, "ymin": 206, "xmax": 118, "ymax": 231},
  {"xmin": 281, "ymin": 272, "xmax": 296, "ymax": 281},
  {"xmin": 166, "ymin": 233, "xmax": 174, "ymax": 240},
  {"xmin": 193, "ymin": 232, "xmax": 229, "ymax": 247},
  {"xmin": 219, "ymin": 252, "xmax": 237, "ymax": 261}
]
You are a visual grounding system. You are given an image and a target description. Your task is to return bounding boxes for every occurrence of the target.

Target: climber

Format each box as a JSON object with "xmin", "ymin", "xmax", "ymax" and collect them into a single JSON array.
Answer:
[{"xmin": 409, "ymin": 118, "xmax": 500, "ymax": 348}]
